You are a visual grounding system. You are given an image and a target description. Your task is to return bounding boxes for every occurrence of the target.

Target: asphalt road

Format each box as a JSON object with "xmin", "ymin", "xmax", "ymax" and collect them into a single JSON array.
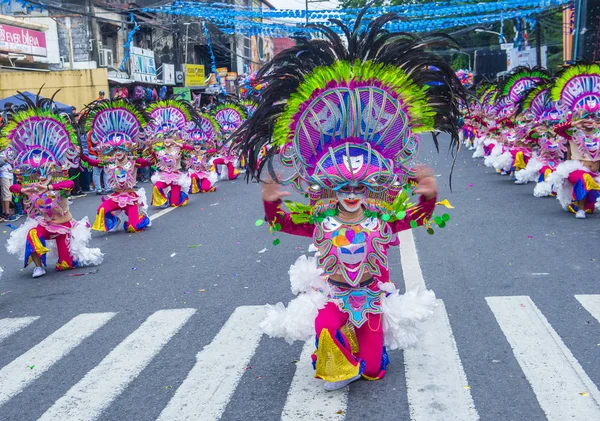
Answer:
[{"xmin": 0, "ymin": 135, "xmax": 598, "ymax": 421}]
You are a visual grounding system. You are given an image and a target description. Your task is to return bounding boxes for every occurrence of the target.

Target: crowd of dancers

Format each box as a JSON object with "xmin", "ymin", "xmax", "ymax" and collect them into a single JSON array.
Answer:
[
  {"xmin": 3, "ymin": 5, "xmax": 598, "ymax": 393},
  {"xmin": 462, "ymin": 64, "xmax": 600, "ymax": 219},
  {"xmin": 0, "ymin": 93, "xmax": 254, "ymax": 278}
]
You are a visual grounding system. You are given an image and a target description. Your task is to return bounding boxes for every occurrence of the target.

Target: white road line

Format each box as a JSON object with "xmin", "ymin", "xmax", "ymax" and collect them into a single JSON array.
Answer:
[
  {"xmin": 0, "ymin": 316, "xmax": 39, "ymax": 343},
  {"xmin": 156, "ymin": 306, "xmax": 264, "ymax": 421},
  {"xmin": 575, "ymin": 295, "xmax": 600, "ymax": 323},
  {"xmin": 149, "ymin": 206, "xmax": 176, "ymax": 221},
  {"xmin": 398, "ymin": 230, "xmax": 426, "ymax": 291},
  {"xmin": 404, "ymin": 300, "xmax": 479, "ymax": 421},
  {"xmin": 486, "ymin": 296, "xmax": 600, "ymax": 421},
  {"xmin": 0, "ymin": 313, "xmax": 115, "ymax": 407},
  {"xmin": 281, "ymin": 342, "xmax": 347, "ymax": 421},
  {"xmin": 39, "ymin": 308, "xmax": 195, "ymax": 421},
  {"xmin": 399, "ymin": 230, "xmax": 479, "ymax": 421}
]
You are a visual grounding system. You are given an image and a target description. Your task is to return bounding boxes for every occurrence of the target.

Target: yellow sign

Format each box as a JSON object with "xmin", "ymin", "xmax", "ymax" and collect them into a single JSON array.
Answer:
[
  {"xmin": 226, "ymin": 72, "xmax": 238, "ymax": 81},
  {"xmin": 184, "ymin": 64, "xmax": 206, "ymax": 87},
  {"xmin": 216, "ymin": 67, "xmax": 228, "ymax": 77}
]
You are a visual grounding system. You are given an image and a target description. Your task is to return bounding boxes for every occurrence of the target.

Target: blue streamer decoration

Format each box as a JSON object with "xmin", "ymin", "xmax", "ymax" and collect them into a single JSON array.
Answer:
[
  {"xmin": 120, "ymin": 13, "xmax": 140, "ymax": 72},
  {"xmin": 5, "ymin": 0, "xmax": 570, "ymax": 39},
  {"xmin": 203, "ymin": 24, "xmax": 227, "ymax": 96}
]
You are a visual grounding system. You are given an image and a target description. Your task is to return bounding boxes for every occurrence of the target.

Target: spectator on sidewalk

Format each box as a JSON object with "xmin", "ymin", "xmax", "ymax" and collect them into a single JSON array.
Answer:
[
  {"xmin": 69, "ymin": 108, "xmax": 87, "ymax": 199},
  {"xmin": 81, "ymin": 132, "xmax": 105, "ymax": 194},
  {"xmin": 0, "ymin": 150, "xmax": 16, "ymax": 221}
]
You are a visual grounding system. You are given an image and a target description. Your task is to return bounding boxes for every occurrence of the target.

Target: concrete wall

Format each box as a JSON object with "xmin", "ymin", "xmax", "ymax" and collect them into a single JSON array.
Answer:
[
  {"xmin": 0, "ymin": 68, "xmax": 108, "ymax": 110},
  {"xmin": 153, "ymin": 27, "xmax": 176, "ymax": 68}
]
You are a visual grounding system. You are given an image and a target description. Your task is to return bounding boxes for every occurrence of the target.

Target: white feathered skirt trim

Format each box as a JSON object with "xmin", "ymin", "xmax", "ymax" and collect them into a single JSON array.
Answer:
[
  {"xmin": 151, "ymin": 171, "xmax": 192, "ymax": 195},
  {"xmin": 472, "ymin": 137, "xmax": 486, "ymax": 158},
  {"xmin": 547, "ymin": 160, "xmax": 591, "ymax": 210},
  {"xmin": 515, "ymin": 155, "xmax": 543, "ymax": 184},
  {"xmin": 5, "ymin": 217, "xmax": 103, "ymax": 267},
  {"xmin": 260, "ymin": 255, "xmax": 437, "ymax": 350}
]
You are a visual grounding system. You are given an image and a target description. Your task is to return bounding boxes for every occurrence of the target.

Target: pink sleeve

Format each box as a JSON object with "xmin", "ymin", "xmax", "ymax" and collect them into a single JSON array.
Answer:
[
  {"xmin": 9, "ymin": 184, "xmax": 22, "ymax": 194},
  {"xmin": 388, "ymin": 195, "xmax": 437, "ymax": 233},
  {"xmin": 182, "ymin": 144, "xmax": 194, "ymax": 151},
  {"xmin": 81, "ymin": 154, "xmax": 100, "ymax": 167},
  {"xmin": 553, "ymin": 122, "xmax": 572, "ymax": 140},
  {"xmin": 51, "ymin": 180, "xmax": 74, "ymax": 191},
  {"xmin": 263, "ymin": 200, "xmax": 315, "ymax": 238},
  {"xmin": 135, "ymin": 157, "xmax": 153, "ymax": 167}
]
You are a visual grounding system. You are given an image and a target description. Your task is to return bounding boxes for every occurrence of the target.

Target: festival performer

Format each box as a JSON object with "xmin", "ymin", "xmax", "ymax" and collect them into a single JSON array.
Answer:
[
  {"xmin": 472, "ymin": 85, "xmax": 498, "ymax": 158},
  {"xmin": 79, "ymin": 100, "xmax": 152, "ymax": 233},
  {"xmin": 548, "ymin": 64, "xmax": 600, "ymax": 218},
  {"xmin": 211, "ymin": 101, "xmax": 248, "ymax": 180},
  {"xmin": 2, "ymin": 94, "xmax": 103, "ymax": 278},
  {"xmin": 482, "ymin": 98, "xmax": 515, "ymax": 171},
  {"xmin": 185, "ymin": 113, "xmax": 220, "ymax": 194},
  {"xmin": 514, "ymin": 87, "xmax": 567, "ymax": 195},
  {"xmin": 145, "ymin": 100, "xmax": 195, "ymax": 207},
  {"xmin": 236, "ymin": 12, "xmax": 463, "ymax": 391},
  {"xmin": 484, "ymin": 69, "xmax": 550, "ymax": 175}
]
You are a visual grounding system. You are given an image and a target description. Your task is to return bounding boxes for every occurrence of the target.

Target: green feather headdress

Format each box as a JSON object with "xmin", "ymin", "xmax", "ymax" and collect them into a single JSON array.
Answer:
[{"xmin": 551, "ymin": 64, "xmax": 600, "ymax": 114}]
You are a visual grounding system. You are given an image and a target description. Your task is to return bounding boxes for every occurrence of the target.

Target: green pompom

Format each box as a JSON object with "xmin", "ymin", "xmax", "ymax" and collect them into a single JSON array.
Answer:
[
  {"xmin": 381, "ymin": 214, "xmax": 391, "ymax": 221},
  {"xmin": 396, "ymin": 210, "xmax": 406, "ymax": 220},
  {"xmin": 439, "ymin": 221, "xmax": 446, "ymax": 228},
  {"xmin": 255, "ymin": 219, "xmax": 264, "ymax": 227},
  {"xmin": 273, "ymin": 238, "xmax": 281, "ymax": 246},
  {"xmin": 442, "ymin": 213, "xmax": 451, "ymax": 222},
  {"xmin": 325, "ymin": 209, "xmax": 336, "ymax": 217},
  {"xmin": 427, "ymin": 228, "xmax": 435, "ymax": 235},
  {"xmin": 434, "ymin": 216, "xmax": 443, "ymax": 225},
  {"xmin": 274, "ymin": 223, "xmax": 282, "ymax": 231},
  {"xmin": 409, "ymin": 219, "xmax": 418, "ymax": 229}
]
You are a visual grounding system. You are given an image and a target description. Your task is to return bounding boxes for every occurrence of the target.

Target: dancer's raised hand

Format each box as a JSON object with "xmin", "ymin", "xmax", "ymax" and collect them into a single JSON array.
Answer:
[
  {"xmin": 413, "ymin": 165, "xmax": 438, "ymax": 200},
  {"xmin": 261, "ymin": 174, "xmax": 291, "ymax": 202}
]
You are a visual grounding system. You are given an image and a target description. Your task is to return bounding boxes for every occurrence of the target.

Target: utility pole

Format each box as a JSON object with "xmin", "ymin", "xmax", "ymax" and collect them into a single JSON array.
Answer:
[
  {"xmin": 535, "ymin": 16, "xmax": 542, "ymax": 67},
  {"xmin": 184, "ymin": 22, "xmax": 191, "ymax": 66},
  {"xmin": 305, "ymin": 0, "xmax": 308, "ymax": 24},
  {"xmin": 305, "ymin": 0, "xmax": 327, "ymax": 25}
]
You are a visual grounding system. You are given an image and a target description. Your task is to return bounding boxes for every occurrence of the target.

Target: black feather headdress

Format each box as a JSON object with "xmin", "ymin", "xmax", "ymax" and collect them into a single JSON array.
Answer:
[{"xmin": 234, "ymin": 7, "xmax": 466, "ymax": 189}]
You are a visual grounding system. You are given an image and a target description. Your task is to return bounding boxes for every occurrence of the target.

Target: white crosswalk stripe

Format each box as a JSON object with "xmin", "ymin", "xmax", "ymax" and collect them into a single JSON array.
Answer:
[
  {"xmin": 404, "ymin": 300, "xmax": 479, "ymax": 421},
  {"xmin": 0, "ymin": 295, "xmax": 598, "ymax": 420},
  {"xmin": 0, "ymin": 312, "xmax": 115, "ymax": 407},
  {"xmin": 38, "ymin": 308, "xmax": 195, "ymax": 421},
  {"xmin": 156, "ymin": 306, "xmax": 264, "ymax": 421},
  {"xmin": 487, "ymin": 296, "xmax": 600, "ymax": 421},
  {"xmin": 399, "ymin": 230, "xmax": 479, "ymax": 421},
  {"xmin": 575, "ymin": 294, "xmax": 600, "ymax": 323},
  {"xmin": 0, "ymin": 316, "xmax": 39, "ymax": 343},
  {"xmin": 281, "ymin": 341, "xmax": 347, "ymax": 421}
]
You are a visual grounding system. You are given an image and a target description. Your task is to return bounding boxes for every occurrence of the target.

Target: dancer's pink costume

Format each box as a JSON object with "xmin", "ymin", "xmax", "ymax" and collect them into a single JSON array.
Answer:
[
  {"xmin": 188, "ymin": 150, "xmax": 217, "ymax": 193},
  {"xmin": 264, "ymin": 196, "xmax": 436, "ymax": 380},
  {"xmin": 212, "ymin": 151, "xmax": 239, "ymax": 180},
  {"xmin": 553, "ymin": 121, "xmax": 600, "ymax": 213},
  {"xmin": 10, "ymin": 181, "xmax": 83, "ymax": 269},
  {"xmin": 82, "ymin": 154, "xmax": 153, "ymax": 232},
  {"xmin": 151, "ymin": 142, "xmax": 193, "ymax": 207}
]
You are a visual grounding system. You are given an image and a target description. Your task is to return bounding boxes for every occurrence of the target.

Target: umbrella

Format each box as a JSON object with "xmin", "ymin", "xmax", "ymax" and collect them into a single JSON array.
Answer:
[{"xmin": 0, "ymin": 91, "xmax": 74, "ymax": 114}]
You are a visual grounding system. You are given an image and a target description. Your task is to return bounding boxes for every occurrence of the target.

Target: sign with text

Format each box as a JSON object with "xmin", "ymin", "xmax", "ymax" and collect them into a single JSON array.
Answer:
[
  {"xmin": 162, "ymin": 63, "xmax": 175, "ymax": 85},
  {"xmin": 130, "ymin": 46, "xmax": 157, "ymax": 84},
  {"xmin": 0, "ymin": 24, "xmax": 46, "ymax": 56},
  {"xmin": 184, "ymin": 64, "xmax": 206, "ymax": 87}
]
